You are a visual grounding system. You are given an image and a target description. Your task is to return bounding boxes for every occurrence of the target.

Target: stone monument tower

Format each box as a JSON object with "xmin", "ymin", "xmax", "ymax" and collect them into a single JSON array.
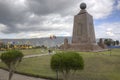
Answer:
[
  {"xmin": 60, "ymin": 3, "xmax": 105, "ymax": 51},
  {"xmin": 72, "ymin": 3, "xmax": 96, "ymax": 44}
]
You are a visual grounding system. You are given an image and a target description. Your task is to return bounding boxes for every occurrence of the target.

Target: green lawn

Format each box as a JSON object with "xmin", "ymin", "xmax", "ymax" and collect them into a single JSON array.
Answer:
[{"xmin": 0, "ymin": 49, "xmax": 120, "ymax": 80}]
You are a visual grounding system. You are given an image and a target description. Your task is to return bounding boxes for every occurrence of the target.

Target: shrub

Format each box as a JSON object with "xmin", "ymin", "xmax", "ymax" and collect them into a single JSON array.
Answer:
[
  {"xmin": 0, "ymin": 50, "xmax": 24, "ymax": 80},
  {"xmin": 51, "ymin": 51, "xmax": 84, "ymax": 80}
]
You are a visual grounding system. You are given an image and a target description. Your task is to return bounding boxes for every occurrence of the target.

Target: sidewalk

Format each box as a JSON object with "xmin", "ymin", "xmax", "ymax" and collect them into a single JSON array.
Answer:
[
  {"xmin": 23, "ymin": 53, "xmax": 54, "ymax": 58},
  {"xmin": 0, "ymin": 69, "xmax": 48, "ymax": 80}
]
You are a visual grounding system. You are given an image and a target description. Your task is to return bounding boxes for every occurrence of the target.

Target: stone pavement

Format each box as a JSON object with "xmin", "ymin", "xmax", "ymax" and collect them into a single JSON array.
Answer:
[{"xmin": 0, "ymin": 69, "xmax": 48, "ymax": 80}]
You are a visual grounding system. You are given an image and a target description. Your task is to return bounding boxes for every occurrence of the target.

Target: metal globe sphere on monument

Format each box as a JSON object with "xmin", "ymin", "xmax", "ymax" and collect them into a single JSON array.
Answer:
[{"xmin": 80, "ymin": 3, "xmax": 87, "ymax": 9}]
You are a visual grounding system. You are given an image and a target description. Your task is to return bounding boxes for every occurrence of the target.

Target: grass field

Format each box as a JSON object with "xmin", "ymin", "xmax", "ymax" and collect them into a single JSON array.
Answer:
[{"xmin": 0, "ymin": 49, "xmax": 120, "ymax": 80}]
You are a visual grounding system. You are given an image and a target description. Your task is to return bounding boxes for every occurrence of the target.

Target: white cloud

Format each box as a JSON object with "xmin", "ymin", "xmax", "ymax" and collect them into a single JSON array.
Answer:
[
  {"xmin": 117, "ymin": 0, "xmax": 120, "ymax": 10},
  {"xmin": 82, "ymin": 0, "xmax": 114, "ymax": 19},
  {"xmin": 95, "ymin": 22, "xmax": 120, "ymax": 40},
  {"xmin": 17, "ymin": 29, "xmax": 71, "ymax": 39},
  {"xmin": 0, "ymin": 24, "xmax": 8, "ymax": 33},
  {"xmin": 106, "ymin": 28, "xmax": 114, "ymax": 36},
  {"xmin": 106, "ymin": 31, "xmax": 114, "ymax": 36},
  {"xmin": 60, "ymin": 0, "xmax": 114, "ymax": 19}
]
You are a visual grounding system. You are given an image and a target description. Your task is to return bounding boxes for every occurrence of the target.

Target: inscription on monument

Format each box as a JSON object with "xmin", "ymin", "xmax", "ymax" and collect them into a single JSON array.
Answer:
[{"xmin": 77, "ymin": 23, "xmax": 82, "ymax": 36}]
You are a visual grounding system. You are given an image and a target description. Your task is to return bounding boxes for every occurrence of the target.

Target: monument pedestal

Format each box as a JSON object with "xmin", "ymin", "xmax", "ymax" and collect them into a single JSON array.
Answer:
[{"xmin": 69, "ymin": 43, "xmax": 102, "ymax": 52}]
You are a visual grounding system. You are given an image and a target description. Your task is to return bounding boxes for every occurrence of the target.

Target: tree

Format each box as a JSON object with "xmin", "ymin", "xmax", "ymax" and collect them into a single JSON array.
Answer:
[
  {"xmin": 51, "ymin": 51, "xmax": 84, "ymax": 80},
  {"xmin": 0, "ymin": 50, "xmax": 24, "ymax": 80},
  {"xmin": 113, "ymin": 41, "xmax": 116, "ymax": 46},
  {"xmin": 0, "ymin": 42, "xmax": 7, "ymax": 49},
  {"xmin": 104, "ymin": 39, "xmax": 113, "ymax": 46},
  {"xmin": 116, "ymin": 40, "xmax": 119, "ymax": 45}
]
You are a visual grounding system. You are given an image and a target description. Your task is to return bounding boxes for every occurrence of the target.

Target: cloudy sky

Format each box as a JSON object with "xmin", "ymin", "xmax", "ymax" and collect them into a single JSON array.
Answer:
[{"xmin": 0, "ymin": 0, "xmax": 120, "ymax": 40}]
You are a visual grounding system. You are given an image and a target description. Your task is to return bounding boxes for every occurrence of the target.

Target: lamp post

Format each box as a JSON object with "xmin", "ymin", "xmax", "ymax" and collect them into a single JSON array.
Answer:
[{"xmin": 109, "ymin": 47, "xmax": 112, "ymax": 56}]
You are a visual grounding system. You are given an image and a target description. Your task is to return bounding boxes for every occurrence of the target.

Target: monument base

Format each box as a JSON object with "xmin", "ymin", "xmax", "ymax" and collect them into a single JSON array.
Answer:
[{"xmin": 60, "ymin": 43, "xmax": 107, "ymax": 52}]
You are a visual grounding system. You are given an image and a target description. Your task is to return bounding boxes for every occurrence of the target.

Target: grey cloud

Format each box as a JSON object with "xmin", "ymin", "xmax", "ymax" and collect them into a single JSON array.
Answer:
[
  {"xmin": 0, "ymin": 1, "xmax": 28, "ymax": 23},
  {"xmin": 0, "ymin": 0, "xmax": 30, "ymax": 33},
  {"xmin": 0, "ymin": 0, "xmax": 81, "ymax": 34},
  {"xmin": 26, "ymin": 0, "xmax": 80, "ymax": 16}
]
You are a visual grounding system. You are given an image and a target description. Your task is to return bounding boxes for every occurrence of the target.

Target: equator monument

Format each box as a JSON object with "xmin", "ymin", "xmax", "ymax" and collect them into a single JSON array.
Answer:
[{"xmin": 60, "ymin": 3, "xmax": 107, "ymax": 52}]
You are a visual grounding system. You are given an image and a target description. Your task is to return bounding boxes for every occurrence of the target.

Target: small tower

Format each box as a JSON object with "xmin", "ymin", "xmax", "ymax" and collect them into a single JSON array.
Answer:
[
  {"xmin": 98, "ymin": 38, "xmax": 107, "ymax": 49},
  {"xmin": 64, "ymin": 38, "xmax": 70, "ymax": 49}
]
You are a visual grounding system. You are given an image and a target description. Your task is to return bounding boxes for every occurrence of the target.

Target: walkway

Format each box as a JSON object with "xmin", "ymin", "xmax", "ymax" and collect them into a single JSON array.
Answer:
[
  {"xmin": 0, "ymin": 69, "xmax": 48, "ymax": 80},
  {"xmin": 23, "ymin": 53, "xmax": 55, "ymax": 58}
]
